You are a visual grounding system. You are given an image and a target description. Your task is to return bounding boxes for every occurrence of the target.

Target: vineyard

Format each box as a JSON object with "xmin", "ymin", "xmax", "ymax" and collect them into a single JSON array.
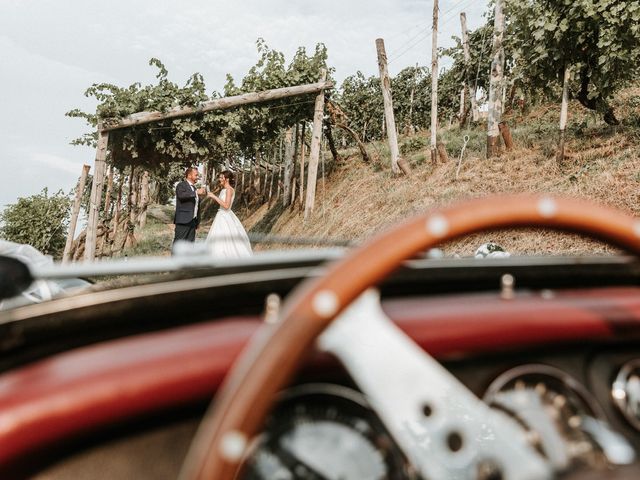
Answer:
[
  {"xmin": 4, "ymin": 0, "xmax": 639, "ymax": 260},
  {"xmin": 116, "ymin": 85, "xmax": 640, "ymax": 260},
  {"xmin": 266, "ymin": 89, "xmax": 640, "ymax": 257}
]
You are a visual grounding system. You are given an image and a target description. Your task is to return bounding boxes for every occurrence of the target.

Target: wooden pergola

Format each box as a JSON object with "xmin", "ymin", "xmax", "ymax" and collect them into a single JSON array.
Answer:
[{"xmin": 83, "ymin": 75, "xmax": 332, "ymax": 261}]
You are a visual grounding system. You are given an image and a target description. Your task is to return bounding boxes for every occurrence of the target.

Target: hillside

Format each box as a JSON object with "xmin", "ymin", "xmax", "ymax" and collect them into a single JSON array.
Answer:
[{"xmin": 125, "ymin": 89, "xmax": 640, "ymax": 258}]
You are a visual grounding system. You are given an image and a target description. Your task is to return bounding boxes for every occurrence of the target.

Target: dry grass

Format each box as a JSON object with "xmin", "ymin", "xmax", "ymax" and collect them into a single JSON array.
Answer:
[
  {"xmin": 263, "ymin": 89, "xmax": 640, "ymax": 257},
  {"xmin": 243, "ymin": 203, "xmax": 270, "ymax": 230}
]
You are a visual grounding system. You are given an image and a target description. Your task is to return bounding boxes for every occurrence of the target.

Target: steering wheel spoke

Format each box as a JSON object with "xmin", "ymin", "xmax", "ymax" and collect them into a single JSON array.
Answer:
[{"xmin": 319, "ymin": 289, "xmax": 552, "ymax": 480}]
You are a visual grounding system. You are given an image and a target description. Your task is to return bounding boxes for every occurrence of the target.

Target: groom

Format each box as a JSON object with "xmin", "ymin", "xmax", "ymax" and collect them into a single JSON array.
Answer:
[{"xmin": 172, "ymin": 166, "xmax": 206, "ymax": 251}]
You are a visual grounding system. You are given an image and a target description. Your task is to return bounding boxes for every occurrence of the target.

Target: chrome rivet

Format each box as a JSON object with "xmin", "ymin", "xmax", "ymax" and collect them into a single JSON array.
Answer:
[
  {"xmin": 426, "ymin": 215, "xmax": 449, "ymax": 238},
  {"xmin": 264, "ymin": 293, "xmax": 281, "ymax": 324},
  {"xmin": 219, "ymin": 430, "xmax": 248, "ymax": 462},
  {"xmin": 537, "ymin": 197, "xmax": 557, "ymax": 218},
  {"xmin": 501, "ymin": 274, "xmax": 515, "ymax": 300},
  {"xmin": 312, "ymin": 290, "xmax": 339, "ymax": 318}
]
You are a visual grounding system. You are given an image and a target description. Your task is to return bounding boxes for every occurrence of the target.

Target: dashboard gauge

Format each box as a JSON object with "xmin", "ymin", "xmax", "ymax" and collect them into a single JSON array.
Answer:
[
  {"xmin": 612, "ymin": 359, "xmax": 640, "ymax": 431},
  {"xmin": 483, "ymin": 364, "xmax": 633, "ymax": 472},
  {"xmin": 242, "ymin": 384, "xmax": 415, "ymax": 480}
]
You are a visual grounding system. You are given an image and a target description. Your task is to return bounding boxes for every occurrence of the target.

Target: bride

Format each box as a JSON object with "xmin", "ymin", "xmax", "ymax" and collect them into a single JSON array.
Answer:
[{"xmin": 205, "ymin": 170, "xmax": 252, "ymax": 258}]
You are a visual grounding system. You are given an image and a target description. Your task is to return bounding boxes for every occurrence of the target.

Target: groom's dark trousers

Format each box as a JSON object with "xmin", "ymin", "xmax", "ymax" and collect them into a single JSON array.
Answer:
[{"xmin": 172, "ymin": 180, "xmax": 200, "ymax": 251}]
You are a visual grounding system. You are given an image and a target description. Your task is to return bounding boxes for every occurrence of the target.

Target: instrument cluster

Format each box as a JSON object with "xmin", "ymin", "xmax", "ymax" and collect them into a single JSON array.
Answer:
[
  {"xmin": 242, "ymin": 359, "xmax": 640, "ymax": 479},
  {"xmin": 612, "ymin": 359, "xmax": 640, "ymax": 432},
  {"xmin": 243, "ymin": 384, "xmax": 416, "ymax": 480},
  {"xmin": 483, "ymin": 364, "xmax": 635, "ymax": 474}
]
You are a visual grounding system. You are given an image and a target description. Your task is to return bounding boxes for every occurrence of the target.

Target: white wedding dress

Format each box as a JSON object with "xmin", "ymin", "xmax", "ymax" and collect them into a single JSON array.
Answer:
[{"xmin": 206, "ymin": 189, "xmax": 252, "ymax": 258}]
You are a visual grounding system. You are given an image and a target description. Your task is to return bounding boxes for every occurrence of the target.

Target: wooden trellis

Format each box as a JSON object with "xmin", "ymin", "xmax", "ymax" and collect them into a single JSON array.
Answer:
[{"xmin": 84, "ymin": 78, "xmax": 333, "ymax": 261}]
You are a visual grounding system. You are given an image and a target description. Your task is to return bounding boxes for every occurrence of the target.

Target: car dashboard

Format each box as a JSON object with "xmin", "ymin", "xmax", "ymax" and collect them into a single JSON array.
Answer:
[
  {"xmin": 1, "ymin": 255, "xmax": 640, "ymax": 479},
  {"xmin": 22, "ymin": 328, "xmax": 640, "ymax": 480}
]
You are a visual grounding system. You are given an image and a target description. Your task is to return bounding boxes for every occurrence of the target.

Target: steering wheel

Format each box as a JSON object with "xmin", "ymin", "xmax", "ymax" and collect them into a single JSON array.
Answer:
[{"xmin": 178, "ymin": 194, "xmax": 640, "ymax": 480}]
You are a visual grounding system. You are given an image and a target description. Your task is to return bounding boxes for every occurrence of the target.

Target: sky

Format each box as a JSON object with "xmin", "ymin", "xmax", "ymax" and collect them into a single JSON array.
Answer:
[{"xmin": 0, "ymin": 0, "xmax": 489, "ymax": 213}]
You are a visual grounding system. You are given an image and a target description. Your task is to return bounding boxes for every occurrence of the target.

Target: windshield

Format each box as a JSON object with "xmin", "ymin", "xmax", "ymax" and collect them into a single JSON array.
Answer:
[{"xmin": 1, "ymin": 1, "xmax": 637, "ymax": 304}]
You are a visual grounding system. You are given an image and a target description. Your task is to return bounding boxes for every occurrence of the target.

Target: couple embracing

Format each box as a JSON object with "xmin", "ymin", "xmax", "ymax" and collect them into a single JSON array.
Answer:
[{"xmin": 172, "ymin": 166, "xmax": 252, "ymax": 258}]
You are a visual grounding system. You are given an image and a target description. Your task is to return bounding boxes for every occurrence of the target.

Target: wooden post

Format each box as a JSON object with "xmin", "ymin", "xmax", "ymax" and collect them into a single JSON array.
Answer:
[
  {"xmin": 252, "ymin": 160, "xmax": 259, "ymax": 195},
  {"xmin": 255, "ymin": 150, "xmax": 262, "ymax": 195},
  {"xmin": 203, "ymin": 162, "xmax": 208, "ymax": 189},
  {"xmin": 210, "ymin": 164, "xmax": 217, "ymax": 192},
  {"xmin": 486, "ymin": 0, "xmax": 506, "ymax": 158},
  {"xmin": 299, "ymin": 122, "xmax": 306, "ymax": 208},
  {"xmin": 268, "ymin": 152, "xmax": 276, "ymax": 207},
  {"xmin": 321, "ymin": 136, "xmax": 326, "ymax": 218},
  {"xmin": 276, "ymin": 164, "xmax": 282, "ymax": 199},
  {"xmin": 98, "ymin": 165, "xmax": 114, "ymax": 259},
  {"xmin": 459, "ymin": 85, "xmax": 466, "ymax": 121},
  {"xmin": 261, "ymin": 164, "xmax": 268, "ymax": 202},
  {"xmin": 102, "ymin": 81, "xmax": 334, "ymax": 132},
  {"xmin": 138, "ymin": 170, "xmax": 150, "ymax": 229},
  {"xmin": 430, "ymin": 0, "xmax": 440, "ymax": 165},
  {"xmin": 100, "ymin": 165, "xmax": 115, "ymax": 257},
  {"xmin": 113, "ymin": 169, "xmax": 131, "ymax": 250},
  {"xmin": 282, "ymin": 127, "xmax": 295, "ymax": 208},
  {"xmin": 502, "ymin": 83, "xmax": 507, "ymax": 114},
  {"xmin": 84, "ymin": 127, "xmax": 108, "ymax": 261},
  {"xmin": 304, "ymin": 69, "xmax": 327, "ymax": 221},
  {"xmin": 111, "ymin": 172, "xmax": 123, "ymax": 242},
  {"xmin": 103, "ymin": 165, "xmax": 114, "ymax": 218},
  {"xmin": 247, "ymin": 159, "xmax": 253, "ymax": 195},
  {"xmin": 127, "ymin": 167, "xmax": 135, "ymax": 215},
  {"xmin": 408, "ymin": 63, "xmax": 418, "ymax": 134},
  {"xmin": 499, "ymin": 121, "xmax": 514, "ymax": 150},
  {"xmin": 376, "ymin": 39, "xmax": 411, "ymax": 175},
  {"xmin": 124, "ymin": 167, "xmax": 139, "ymax": 249},
  {"xmin": 63, "ymin": 164, "xmax": 90, "ymax": 263},
  {"xmin": 557, "ymin": 65, "xmax": 571, "ymax": 162},
  {"xmin": 291, "ymin": 123, "xmax": 299, "ymax": 207},
  {"xmin": 460, "ymin": 12, "xmax": 478, "ymax": 122},
  {"xmin": 277, "ymin": 136, "xmax": 283, "ymax": 197},
  {"xmin": 291, "ymin": 178, "xmax": 297, "ymax": 208},
  {"xmin": 437, "ymin": 142, "xmax": 450, "ymax": 163}
]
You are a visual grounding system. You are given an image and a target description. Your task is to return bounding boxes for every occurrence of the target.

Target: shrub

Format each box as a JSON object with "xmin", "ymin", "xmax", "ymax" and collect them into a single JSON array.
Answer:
[
  {"xmin": 0, "ymin": 188, "xmax": 71, "ymax": 257},
  {"xmin": 400, "ymin": 136, "xmax": 427, "ymax": 155}
]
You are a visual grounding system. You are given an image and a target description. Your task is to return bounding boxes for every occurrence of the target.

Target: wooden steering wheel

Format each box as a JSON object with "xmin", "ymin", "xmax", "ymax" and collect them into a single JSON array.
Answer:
[{"xmin": 178, "ymin": 194, "xmax": 640, "ymax": 480}]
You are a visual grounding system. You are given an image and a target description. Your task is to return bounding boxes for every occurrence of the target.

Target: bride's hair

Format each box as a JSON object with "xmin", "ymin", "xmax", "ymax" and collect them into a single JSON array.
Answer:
[{"xmin": 221, "ymin": 170, "xmax": 236, "ymax": 187}]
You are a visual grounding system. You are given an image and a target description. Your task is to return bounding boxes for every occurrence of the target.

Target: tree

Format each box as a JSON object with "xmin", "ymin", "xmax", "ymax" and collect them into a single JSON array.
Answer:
[
  {"xmin": 443, "ymin": 20, "xmax": 495, "ymax": 102},
  {"xmin": 222, "ymin": 39, "xmax": 332, "ymax": 159},
  {"xmin": 506, "ymin": 0, "xmax": 640, "ymax": 125},
  {"xmin": 0, "ymin": 189, "xmax": 71, "ymax": 257},
  {"xmin": 68, "ymin": 40, "xmax": 332, "ymax": 199},
  {"xmin": 337, "ymin": 72, "xmax": 385, "ymax": 142},
  {"xmin": 442, "ymin": 10, "xmax": 513, "ymax": 121},
  {"xmin": 391, "ymin": 65, "xmax": 431, "ymax": 133}
]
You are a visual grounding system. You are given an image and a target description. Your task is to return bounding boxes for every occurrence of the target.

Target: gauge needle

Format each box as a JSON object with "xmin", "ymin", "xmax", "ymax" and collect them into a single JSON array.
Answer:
[{"xmin": 273, "ymin": 444, "xmax": 333, "ymax": 480}]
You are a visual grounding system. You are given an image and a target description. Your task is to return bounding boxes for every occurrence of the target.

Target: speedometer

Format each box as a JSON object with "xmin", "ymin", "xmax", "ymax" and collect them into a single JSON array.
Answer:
[
  {"xmin": 483, "ymin": 364, "xmax": 634, "ymax": 473},
  {"xmin": 242, "ymin": 384, "xmax": 414, "ymax": 480}
]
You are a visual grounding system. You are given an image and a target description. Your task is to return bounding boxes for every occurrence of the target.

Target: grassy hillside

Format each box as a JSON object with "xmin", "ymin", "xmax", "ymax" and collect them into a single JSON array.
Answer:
[{"xmin": 123, "ymin": 88, "xmax": 640, "ymax": 258}]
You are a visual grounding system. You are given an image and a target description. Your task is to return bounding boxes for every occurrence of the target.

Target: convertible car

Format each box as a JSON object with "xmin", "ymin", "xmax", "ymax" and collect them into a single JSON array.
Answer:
[{"xmin": 2, "ymin": 194, "xmax": 640, "ymax": 479}]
